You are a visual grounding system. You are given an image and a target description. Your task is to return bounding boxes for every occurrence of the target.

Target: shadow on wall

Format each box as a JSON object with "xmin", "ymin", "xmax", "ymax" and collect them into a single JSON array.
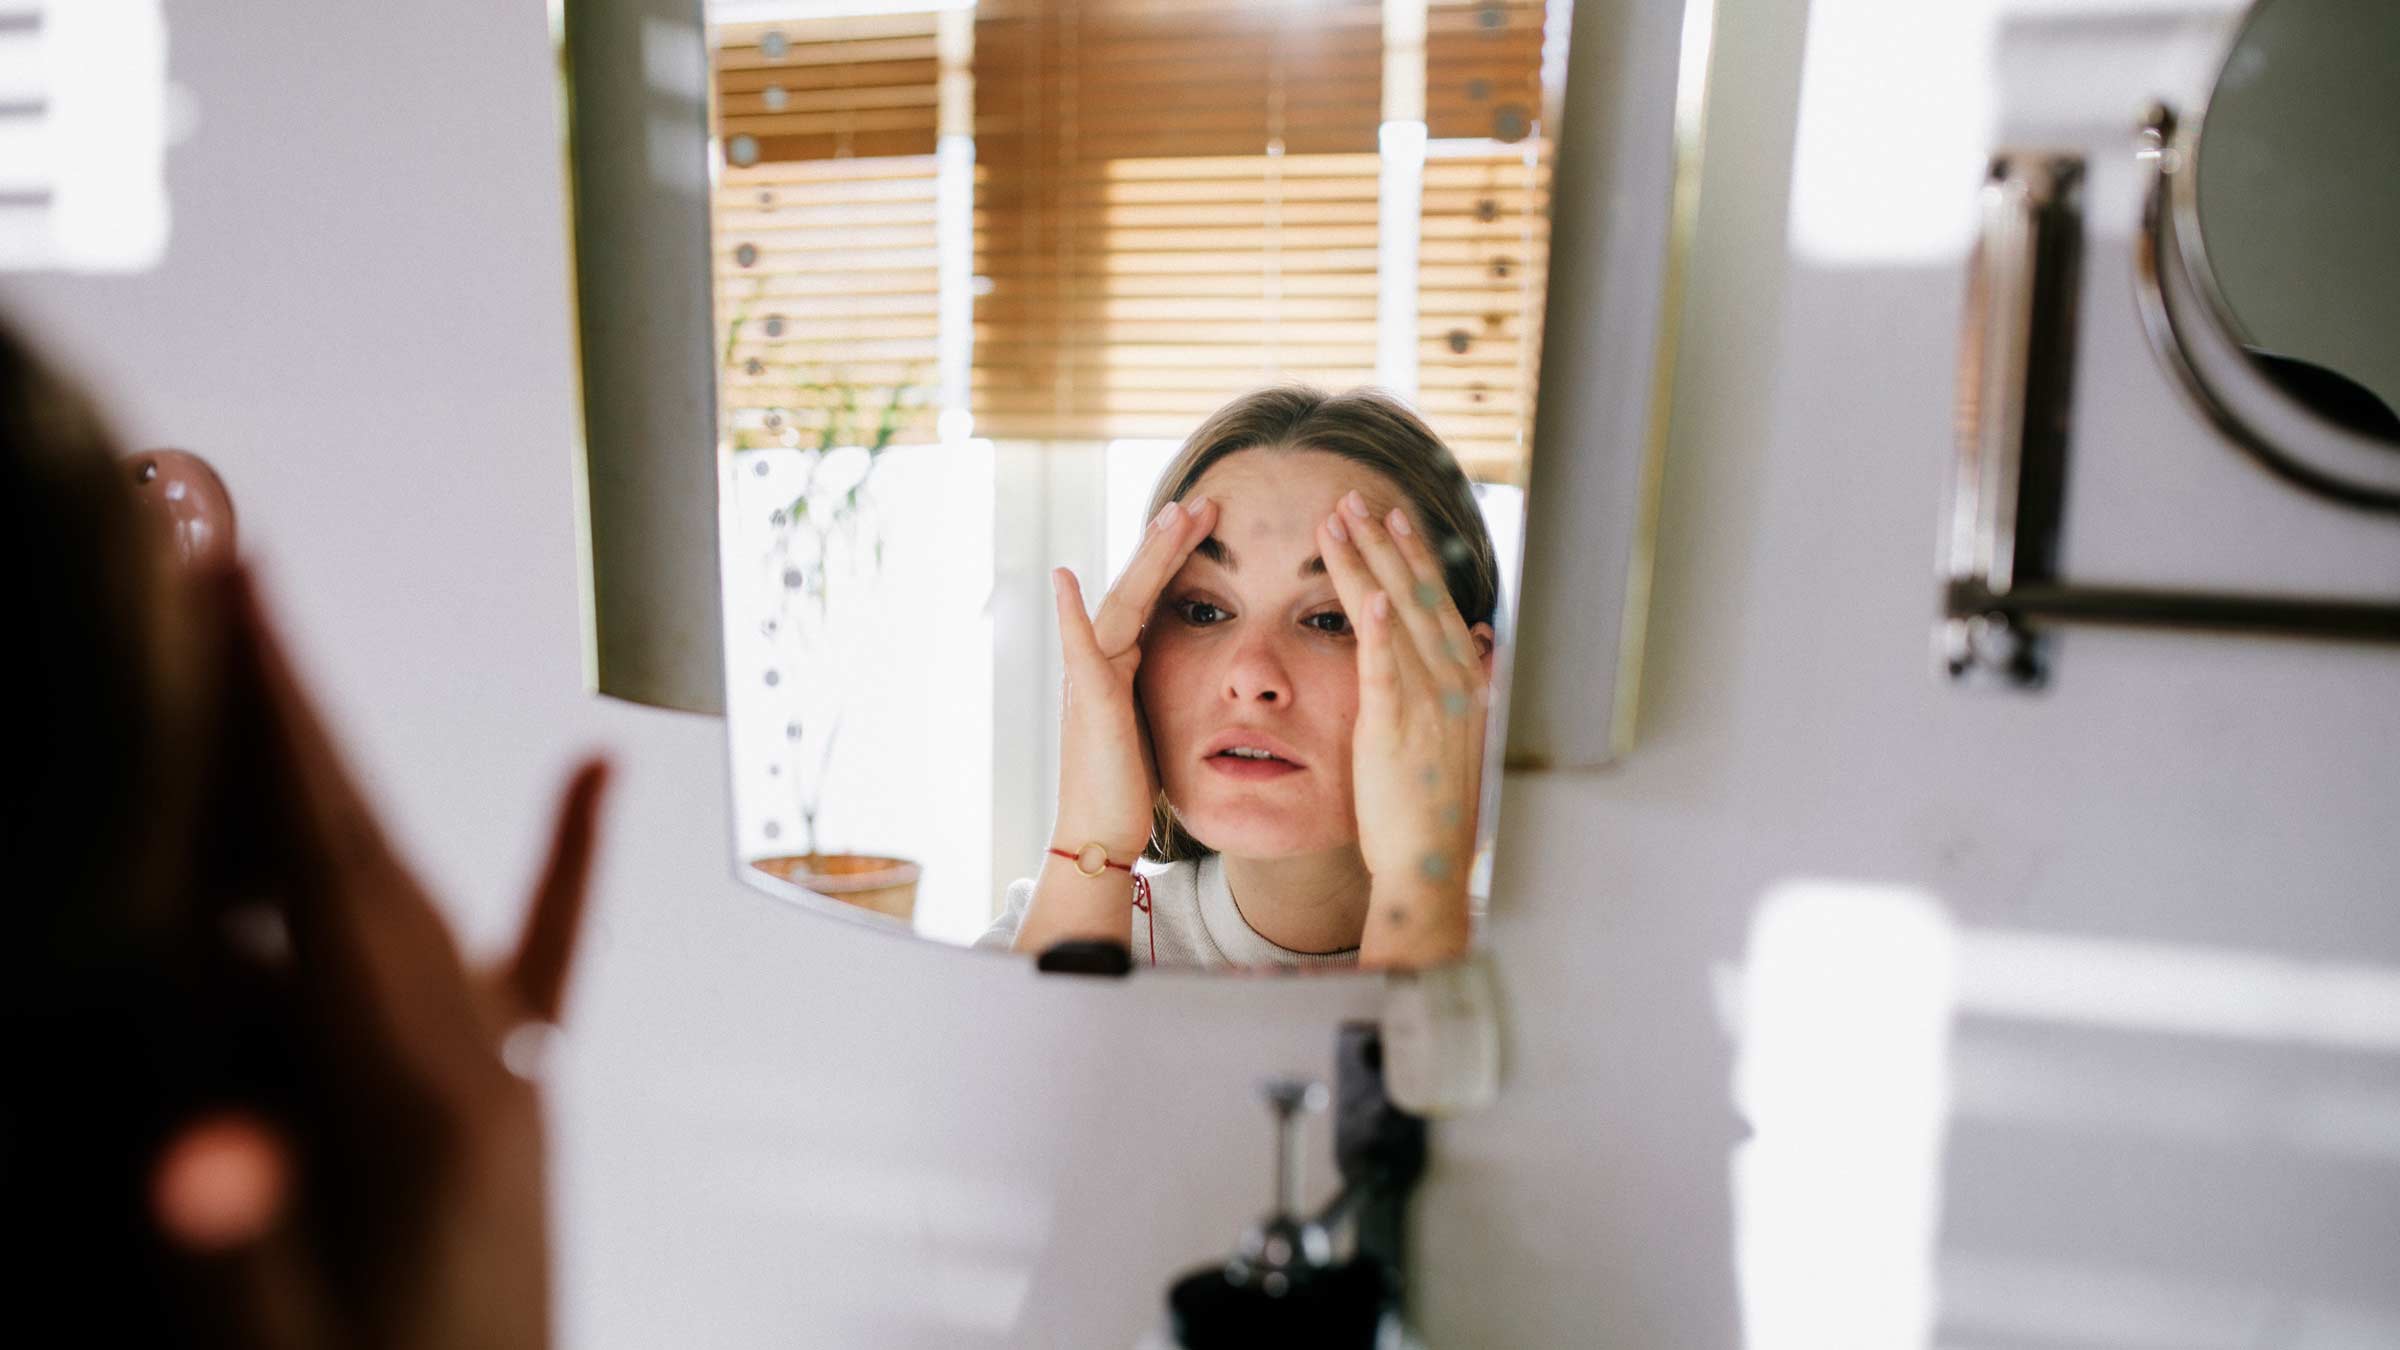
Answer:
[
  {"xmin": 1729, "ymin": 883, "xmax": 2400, "ymax": 1350},
  {"xmin": 1938, "ymin": 928, "xmax": 2400, "ymax": 1349}
]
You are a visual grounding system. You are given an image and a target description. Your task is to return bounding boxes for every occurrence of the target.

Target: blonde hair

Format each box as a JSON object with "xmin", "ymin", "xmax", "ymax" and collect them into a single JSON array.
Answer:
[{"xmin": 1141, "ymin": 385, "xmax": 1499, "ymax": 863}]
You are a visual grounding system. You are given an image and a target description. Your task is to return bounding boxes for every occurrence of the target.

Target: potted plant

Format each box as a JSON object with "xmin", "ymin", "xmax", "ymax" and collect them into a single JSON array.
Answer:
[{"xmin": 727, "ymin": 311, "xmax": 928, "ymax": 922}]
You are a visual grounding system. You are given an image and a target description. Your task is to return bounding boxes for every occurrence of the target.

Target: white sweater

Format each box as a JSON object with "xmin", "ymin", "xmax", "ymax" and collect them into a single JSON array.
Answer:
[{"xmin": 975, "ymin": 853, "xmax": 1361, "ymax": 971}]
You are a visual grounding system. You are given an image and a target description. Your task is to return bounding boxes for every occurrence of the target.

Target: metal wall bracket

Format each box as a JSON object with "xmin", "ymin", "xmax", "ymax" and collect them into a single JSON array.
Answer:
[{"xmin": 1940, "ymin": 149, "xmax": 2400, "ymax": 690}]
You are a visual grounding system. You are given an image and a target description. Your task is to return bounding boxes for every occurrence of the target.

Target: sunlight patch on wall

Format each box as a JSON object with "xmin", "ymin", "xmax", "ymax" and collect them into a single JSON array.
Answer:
[
  {"xmin": 1, "ymin": 0, "xmax": 172, "ymax": 273},
  {"xmin": 1786, "ymin": 0, "xmax": 1993, "ymax": 267},
  {"xmin": 1957, "ymin": 928, "xmax": 2400, "ymax": 1055},
  {"xmin": 1735, "ymin": 879, "xmax": 1958, "ymax": 1350}
]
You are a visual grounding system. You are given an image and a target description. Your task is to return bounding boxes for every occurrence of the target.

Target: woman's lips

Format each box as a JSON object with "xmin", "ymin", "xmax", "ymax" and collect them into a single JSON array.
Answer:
[{"xmin": 1204, "ymin": 753, "xmax": 1305, "ymax": 781}]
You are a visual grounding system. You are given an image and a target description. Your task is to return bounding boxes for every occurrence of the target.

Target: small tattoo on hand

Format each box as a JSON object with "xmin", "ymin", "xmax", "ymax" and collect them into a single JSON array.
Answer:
[
  {"xmin": 1414, "ymin": 581, "xmax": 1444, "ymax": 610},
  {"xmin": 1419, "ymin": 853, "xmax": 1451, "ymax": 882},
  {"xmin": 1442, "ymin": 690, "xmax": 1471, "ymax": 717},
  {"xmin": 1420, "ymin": 765, "xmax": 1441, "ymax": 789},
  {"xmin": 1388, "ymin": 908, "xmax": 1410, "ymax": 926},
  {"xmin": 1440, "ymin": 803, "xmax": 1463, "ymax": 828}
]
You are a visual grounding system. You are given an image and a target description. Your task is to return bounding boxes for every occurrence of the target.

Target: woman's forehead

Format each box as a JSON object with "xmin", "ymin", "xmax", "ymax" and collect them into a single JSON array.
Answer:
[{"xmin": 1188, "ymin": 448, "xmax": 1400, "ymax": 542}]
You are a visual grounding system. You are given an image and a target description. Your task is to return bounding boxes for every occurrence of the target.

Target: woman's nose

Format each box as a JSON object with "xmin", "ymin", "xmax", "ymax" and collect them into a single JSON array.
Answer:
[{"xmin": 1222, "ymin": 633, "xmax": 1293, "ymax": 706}]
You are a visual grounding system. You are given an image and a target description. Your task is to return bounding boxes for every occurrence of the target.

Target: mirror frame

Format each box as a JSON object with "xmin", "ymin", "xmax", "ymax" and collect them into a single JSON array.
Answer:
[
  {"xmin": 556, "ymin": 0, "xmax": 729, "ymax": 714},
  {"xmin": 2131, "ymin": 2, "xmax": 2400, "ymax": 513},
  {"xmin": 556, "ymin": 0, "xmax": 1725, "ymax": 951},
  {"xmin": 1505, "ymin": 0, "xmax": 1719, "ymax": 770}
]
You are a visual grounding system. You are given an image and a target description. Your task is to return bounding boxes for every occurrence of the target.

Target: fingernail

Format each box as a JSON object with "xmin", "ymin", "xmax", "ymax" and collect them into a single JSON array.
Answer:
[
  {"xmin": 1325, "ymin": 512, "xmax": 1348, "ymax": 543},
  {"xmin": 1387, "ymin": 509, "xmax": 1413, "ymax": 537},
  {"xmin": 1343, "ymin": 490, "xmax": 1371, "ymax": 519},
  {"xmin": 1153, "ymin": 502, "xmax": 1180, "ymax": 530},
  {"xmin": 1183, "ymin": 497, "xmax": 1208, "ymax": 519}
]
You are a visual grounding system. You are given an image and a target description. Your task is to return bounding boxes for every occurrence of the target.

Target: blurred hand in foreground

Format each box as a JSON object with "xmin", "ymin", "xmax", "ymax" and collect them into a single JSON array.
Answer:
[{"xmin": 149, "ymin": 567, "xmax": 610, "ymax": 1350}]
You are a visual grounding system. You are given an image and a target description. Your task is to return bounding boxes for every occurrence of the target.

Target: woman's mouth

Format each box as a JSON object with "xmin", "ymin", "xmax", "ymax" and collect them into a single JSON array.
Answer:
[{"xmin": 1204, "ymin": 746, "xmax": 1306, "ymax": 780}]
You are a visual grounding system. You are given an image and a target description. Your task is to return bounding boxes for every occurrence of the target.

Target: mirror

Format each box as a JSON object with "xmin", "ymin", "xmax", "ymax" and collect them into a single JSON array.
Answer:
[
  {"xmin": 701, "ymin": 0, "xmax": 1568, "ymax": 971},
  {"xmin": 2195, "ymin": 0, "xmax": 2400, "ymax": 442},
  {"xmin": 2144, "ymin": 0, "xmax": 2400, "ymax": 505}
]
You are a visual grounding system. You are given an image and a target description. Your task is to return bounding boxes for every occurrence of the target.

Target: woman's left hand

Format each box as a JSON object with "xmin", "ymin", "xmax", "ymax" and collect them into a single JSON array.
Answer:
[{"xmin": 1317, "ymin": 489, "xmax": 1491, "ymax": 968}]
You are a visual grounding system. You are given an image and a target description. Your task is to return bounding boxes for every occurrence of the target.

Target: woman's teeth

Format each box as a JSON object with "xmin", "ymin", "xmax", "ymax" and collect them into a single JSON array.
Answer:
[{"xmin": 1222, "ymin": 747, "xmax": 1278, "ymax": 760}]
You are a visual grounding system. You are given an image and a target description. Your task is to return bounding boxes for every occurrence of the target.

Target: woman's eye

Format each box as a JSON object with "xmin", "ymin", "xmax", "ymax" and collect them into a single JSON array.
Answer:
[
  {"xmin": 1176, "ymin": 599, "xmax": 1229, "ymax": 625},
  {"xmin": 1305, "ymin": 609, "xmax": 1352, "ymax": 637}
]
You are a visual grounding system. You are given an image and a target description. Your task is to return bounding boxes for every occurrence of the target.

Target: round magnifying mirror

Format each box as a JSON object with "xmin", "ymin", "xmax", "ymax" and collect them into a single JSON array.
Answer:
[{"xmin": 2193, "ymin": 0, "xmax": 2400, "ymax": 445}]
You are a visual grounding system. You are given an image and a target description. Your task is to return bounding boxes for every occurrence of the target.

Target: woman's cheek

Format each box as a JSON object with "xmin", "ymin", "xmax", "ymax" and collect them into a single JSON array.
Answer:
[
  {"xmin": 1134, "ymin": 640, "xmax": 1193, "ymax": 763},
  {"xmin": 1310, "ymin": 642, "xmax": 1362, "ymax": 722}
]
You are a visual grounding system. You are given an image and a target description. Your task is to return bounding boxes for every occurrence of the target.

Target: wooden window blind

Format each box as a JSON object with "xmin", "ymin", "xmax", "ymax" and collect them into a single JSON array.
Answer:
[
  {"xmin": 714, "ymin": 16, "xmax": 940, "ymax": 163},
  {"xmin": 711, "ymin": 17, "xmax": 943, "ymax": 448},
  {"xmin": 1426, "ymin": 0, "xmax": 1549, "ymax": 143},
  {"xmin": 1418, "ymin": 0, "xmax": 1555, "ymax": 484},
  {"xmin": 1418, "ymin": 149, "xmax": 1549, "ymax": 483},
  {"xmin": 708, "ymin": 2, "xmax": 1557, "ymax": 471},
  {"xmin": 972, "ymin": 0, "xmax": 1388, "ymax": 444}
]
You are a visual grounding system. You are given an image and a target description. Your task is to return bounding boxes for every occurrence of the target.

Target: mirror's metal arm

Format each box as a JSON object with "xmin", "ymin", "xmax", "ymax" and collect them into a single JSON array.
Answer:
[
  {"xmin": 2128, "ymin": 104, "xmax": 2400, "ymax": 516},
  {"xmin": 1941, "ymin": 148, "xmax": 2400, "ymax": 689},
  {"xmin": 1940, "ymin": 151, "xmax": 2083, "ymax": 686}
]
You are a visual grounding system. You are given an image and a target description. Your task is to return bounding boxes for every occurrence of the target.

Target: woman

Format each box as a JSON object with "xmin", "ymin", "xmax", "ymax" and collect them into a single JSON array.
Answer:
[{"xmin": 980, "ymin": 387, "xmax": 1501, "ymax": 971}]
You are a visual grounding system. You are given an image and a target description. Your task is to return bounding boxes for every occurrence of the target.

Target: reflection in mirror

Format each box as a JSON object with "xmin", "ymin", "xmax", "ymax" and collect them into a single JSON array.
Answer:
[
  {"xmin": 710, "ymin": 0, "xmax": 1563, "ymax": 971},
  {"xmin": 2191, "ymin": 0, "xmax": 2400, "ymax": 443}
]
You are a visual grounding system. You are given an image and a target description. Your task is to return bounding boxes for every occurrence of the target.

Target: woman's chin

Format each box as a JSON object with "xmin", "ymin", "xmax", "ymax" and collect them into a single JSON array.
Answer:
[{"xmin": 1171, "ymin": 796, "xmax": 1353, "ymax": 860}]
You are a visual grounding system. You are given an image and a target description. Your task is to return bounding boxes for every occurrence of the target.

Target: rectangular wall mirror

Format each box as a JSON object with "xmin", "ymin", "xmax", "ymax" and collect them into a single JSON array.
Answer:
[{"xmin": 559, "ymin": 0, "xmax": 1705, "ymax": 972}]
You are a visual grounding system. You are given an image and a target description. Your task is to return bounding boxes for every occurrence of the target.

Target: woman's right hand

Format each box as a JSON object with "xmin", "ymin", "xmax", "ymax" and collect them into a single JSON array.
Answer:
[{"xmin": 1048, "ymin": 496, "xmax": 1219, "ymax": 860}]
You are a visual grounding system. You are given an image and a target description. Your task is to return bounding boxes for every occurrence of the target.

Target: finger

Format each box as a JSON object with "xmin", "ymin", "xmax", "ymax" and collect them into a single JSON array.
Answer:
[
  {"xmin": 1353, "ymin": 587, "xmax": 1403, "ymax": 716},
  {"xmin": 1052, "ymin": 567, "xmax": 1109, "ymax": 672},
  {"xmin": 505, "ymin": 757, "xmax": 612, "ymax": 1025},
  {"xmin": 1092, "ymin": 496, "xmax": 1218, "ymax": 655},
  {"xmin": 1315, "ymin": 506, "xmax": 1378, "ymax": 626},
  {"xmin": 220, "ymin": 569, "xmax": 406, "ymax": 888},
  {"xmin": 221, "ymin": 569, "xmax": 491, "ymax": 1080},
  {"xmin": 1339, "ymin": 492, "xmax": 1470, "ymax": 691},
  {"xmin": 1319, "ymin": 509, "xmax": 1432, "ymax": 699},
  {"xmin": 1379, "ymin": 503, "xmax": 1482, "ymax": 677}
]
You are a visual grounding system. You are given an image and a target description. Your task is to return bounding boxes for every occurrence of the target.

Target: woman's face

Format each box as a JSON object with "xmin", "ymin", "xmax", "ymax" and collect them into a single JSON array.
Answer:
[{"xmin": 1136, "ymin": 448, "xmax": 1409, "ymax": 859}]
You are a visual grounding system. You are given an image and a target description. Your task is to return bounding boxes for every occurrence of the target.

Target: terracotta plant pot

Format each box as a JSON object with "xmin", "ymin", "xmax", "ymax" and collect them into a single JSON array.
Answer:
[{"xmin": 751, "ymin": 853, "xmax": 921, "ymax": 923}]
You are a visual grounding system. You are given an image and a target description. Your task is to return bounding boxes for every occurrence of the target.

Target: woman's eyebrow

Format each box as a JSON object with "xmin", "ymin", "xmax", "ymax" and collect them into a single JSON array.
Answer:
[{"xmin": 1195, "ymin": 536, "xmax": 1328, "ymax": 578}]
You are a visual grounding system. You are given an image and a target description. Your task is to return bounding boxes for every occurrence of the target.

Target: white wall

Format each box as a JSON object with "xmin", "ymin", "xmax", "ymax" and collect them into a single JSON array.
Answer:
[{"xmin": 11, "ymin": 1, "xmax": 2400, "ymax": 1347}]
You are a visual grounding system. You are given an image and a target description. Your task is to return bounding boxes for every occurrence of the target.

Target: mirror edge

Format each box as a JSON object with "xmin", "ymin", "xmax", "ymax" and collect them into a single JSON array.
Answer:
[
  {"xmin": 557, "ymin": 0, "xmax": 730, "ymax": 714},
  {"xmin": 1505, "ymin": 0, "xmax": 1719, "ymax": 771}
]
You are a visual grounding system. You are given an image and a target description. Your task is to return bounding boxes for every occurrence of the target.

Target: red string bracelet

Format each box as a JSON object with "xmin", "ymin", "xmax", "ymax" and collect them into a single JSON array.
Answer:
[{"xmin": 1049, "ymin": 844, "xmax": 1133, "ymax": 878}]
